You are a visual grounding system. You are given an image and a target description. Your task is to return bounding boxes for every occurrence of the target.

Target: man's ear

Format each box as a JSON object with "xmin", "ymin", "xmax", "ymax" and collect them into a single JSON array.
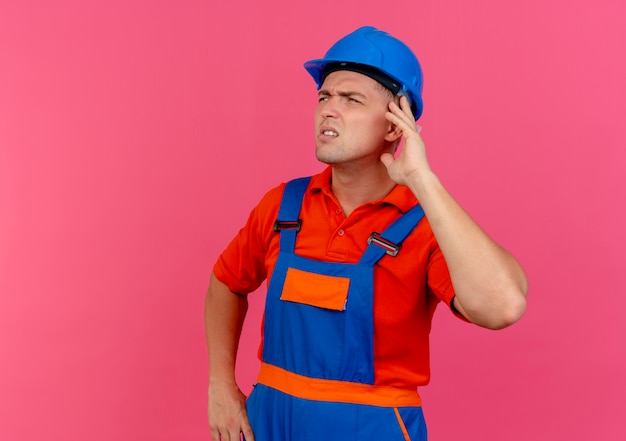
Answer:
[{"xmin": 384, "ymin": 123, "xmax": 403, "ymax": 142}]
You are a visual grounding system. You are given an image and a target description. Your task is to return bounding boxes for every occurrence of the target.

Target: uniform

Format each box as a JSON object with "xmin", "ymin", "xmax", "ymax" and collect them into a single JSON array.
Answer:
[{"xmin": 214, "ymin": 168, "xmax": 460, "ymax": 440}]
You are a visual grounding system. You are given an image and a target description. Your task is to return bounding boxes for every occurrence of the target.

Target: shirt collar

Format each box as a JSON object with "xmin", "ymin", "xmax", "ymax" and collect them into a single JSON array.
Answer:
[{"xmin": 309, "ymin": 166, "xmax": 418, "ymax": 213}]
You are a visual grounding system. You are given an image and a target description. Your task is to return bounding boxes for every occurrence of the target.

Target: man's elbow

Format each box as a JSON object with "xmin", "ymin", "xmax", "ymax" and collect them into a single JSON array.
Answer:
[
  {"xmin": 483, "ymin": 291, "xmax": 527, "ymax": 330},
  {"xmin": 486, "ymin": 270, "xmax": 529, "ymax": 329}
]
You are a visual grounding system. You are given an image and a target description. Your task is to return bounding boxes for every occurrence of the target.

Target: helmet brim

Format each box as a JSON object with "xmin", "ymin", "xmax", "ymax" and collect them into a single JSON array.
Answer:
[{"xmin": 304, "ymin": 58, "xmax": 423, "ymax": 120}]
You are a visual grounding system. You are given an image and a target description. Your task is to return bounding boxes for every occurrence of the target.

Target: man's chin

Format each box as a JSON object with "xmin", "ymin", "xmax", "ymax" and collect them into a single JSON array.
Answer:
[{"xmin": 315, "ymin": 153, "xmax": 336, "ymax": 165}]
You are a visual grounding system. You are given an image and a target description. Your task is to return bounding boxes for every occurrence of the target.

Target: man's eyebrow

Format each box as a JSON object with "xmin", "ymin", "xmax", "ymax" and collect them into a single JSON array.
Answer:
[{"xmin": 318, "ymin": 89, "xmax": 368, "ymax": 99}]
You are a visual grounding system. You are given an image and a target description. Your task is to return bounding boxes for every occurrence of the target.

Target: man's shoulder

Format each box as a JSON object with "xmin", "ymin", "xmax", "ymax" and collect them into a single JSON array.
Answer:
[{"xmin": 254, "ymin": 170, "xmax": 321, "ymax": 213}]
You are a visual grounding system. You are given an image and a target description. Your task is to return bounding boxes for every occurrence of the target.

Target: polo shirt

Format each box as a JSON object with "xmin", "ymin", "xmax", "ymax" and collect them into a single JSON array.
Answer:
[{"xmin": 213, "ymin": 166, "xmax": 456, "ymax": 387}]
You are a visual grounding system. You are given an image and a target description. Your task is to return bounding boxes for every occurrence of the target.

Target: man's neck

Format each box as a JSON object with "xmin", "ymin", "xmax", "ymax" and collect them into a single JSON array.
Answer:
[{"xmin": 330, "ymin": 163, "xmax": 395, "ymax": 216}]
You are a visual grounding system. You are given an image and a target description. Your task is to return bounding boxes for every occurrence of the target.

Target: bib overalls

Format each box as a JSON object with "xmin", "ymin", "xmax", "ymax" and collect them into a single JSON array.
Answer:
[{"xmin": 246, "ymin": 177, "xmax": 428, "ymax": 441}]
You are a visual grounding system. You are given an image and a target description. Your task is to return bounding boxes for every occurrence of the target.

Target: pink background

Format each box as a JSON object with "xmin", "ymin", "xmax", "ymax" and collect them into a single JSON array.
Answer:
[{"xmin": 1, "ymin": 1, "xmax": 624, "ymax": 440}]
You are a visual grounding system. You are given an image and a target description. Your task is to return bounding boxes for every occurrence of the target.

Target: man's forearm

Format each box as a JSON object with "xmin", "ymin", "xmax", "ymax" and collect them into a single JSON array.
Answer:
[
  {"xmin": 205, "ymin": 272, "xmax": 249, "ymax": 384},
  {"xmin": 205, "ymin": 273, "xmax": 256, "ymax": 440}
]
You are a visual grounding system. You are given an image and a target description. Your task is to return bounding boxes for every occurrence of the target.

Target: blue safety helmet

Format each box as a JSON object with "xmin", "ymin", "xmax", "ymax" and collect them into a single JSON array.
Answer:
[{"xmin": 304, "ymin": 26, "xmax": 424, "ymax": 120}]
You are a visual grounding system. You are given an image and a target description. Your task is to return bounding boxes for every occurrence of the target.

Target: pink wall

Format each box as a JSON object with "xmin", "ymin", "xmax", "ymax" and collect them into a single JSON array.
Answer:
[{"xmin": 1, "ymin": 1, "xmax": 624, "ymax": 440}]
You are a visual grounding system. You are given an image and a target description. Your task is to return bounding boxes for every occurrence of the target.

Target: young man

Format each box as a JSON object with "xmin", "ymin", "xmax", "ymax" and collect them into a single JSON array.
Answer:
[{"xmin": 205, "ymin": 26, "xmax": 528, "ymax": 441}]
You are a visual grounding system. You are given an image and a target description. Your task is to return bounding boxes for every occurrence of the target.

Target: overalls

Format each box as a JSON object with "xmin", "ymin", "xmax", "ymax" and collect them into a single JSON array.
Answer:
[{"xmin": 246, "ymin": 177, "xmax": 428, "ymax": 441}]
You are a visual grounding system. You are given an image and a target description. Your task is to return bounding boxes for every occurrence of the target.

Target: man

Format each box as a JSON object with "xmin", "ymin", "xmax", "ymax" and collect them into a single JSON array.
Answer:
[{"xmin": 205, "ymin": 26, "xmax": 528, "ymax": 441}]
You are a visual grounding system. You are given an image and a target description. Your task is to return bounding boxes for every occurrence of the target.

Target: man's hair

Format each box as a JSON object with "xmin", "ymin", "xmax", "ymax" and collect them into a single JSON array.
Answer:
[{"xmin": 372, "ymin": 80, "xmax": 398, "ymax": 103}]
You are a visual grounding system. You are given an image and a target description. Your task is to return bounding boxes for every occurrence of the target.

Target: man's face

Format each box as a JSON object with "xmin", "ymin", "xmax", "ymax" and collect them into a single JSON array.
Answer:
[{"xmin": 314, "ymin": 70, "xmax": 396, "ymax": 167}]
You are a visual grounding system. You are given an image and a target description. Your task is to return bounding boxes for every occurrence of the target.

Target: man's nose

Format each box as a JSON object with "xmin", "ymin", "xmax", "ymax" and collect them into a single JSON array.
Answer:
[{"xmin": 320, "ymin": 97, "xmax": 339, "ymax": 118}]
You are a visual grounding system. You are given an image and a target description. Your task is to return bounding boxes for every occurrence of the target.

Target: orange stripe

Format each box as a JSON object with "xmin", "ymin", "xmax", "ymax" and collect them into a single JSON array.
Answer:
[
  {"xmin": 394, "ymin": 407, "xmax": 412, "ymax": 441},
  {"xmin": 256, "ymin": 362, "xmax": 422, "ymax": 407}
]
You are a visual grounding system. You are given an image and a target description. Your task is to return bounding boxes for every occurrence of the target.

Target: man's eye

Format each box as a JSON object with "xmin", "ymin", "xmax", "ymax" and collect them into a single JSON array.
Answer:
[
  {"xmin": 349, "ymin": 97, "xmax": 362, "ymax": 104},
  {"xmin": 318, "ymin": 96, "xmax": 329, "ymax": 102}
]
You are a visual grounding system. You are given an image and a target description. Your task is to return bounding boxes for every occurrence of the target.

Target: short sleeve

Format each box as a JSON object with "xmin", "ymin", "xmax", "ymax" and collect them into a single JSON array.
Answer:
[
  {"xmin": 426, "ymin": 242, "xmax": 468, "ymax": 321},
  {"xmin": 213, "ymin": 183, "xmax": 285, "ymax": 295},
  {"xmin": 426, "ymin": 245, "xmax": 455, "ymax": 306}
]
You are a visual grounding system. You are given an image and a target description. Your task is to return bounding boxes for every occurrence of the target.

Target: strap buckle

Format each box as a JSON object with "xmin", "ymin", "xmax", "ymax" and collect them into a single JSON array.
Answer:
[
  {"xmin": 367, "ymin": 232, "xmax": 401, "ymax": 257},
  {"xmin": 273, "ymin": 220, "xmax": 302, "ymax": 232}
]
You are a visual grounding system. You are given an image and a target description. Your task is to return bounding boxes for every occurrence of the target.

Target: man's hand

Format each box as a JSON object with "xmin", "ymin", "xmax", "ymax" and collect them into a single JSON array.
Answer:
[
  {"xmin": 380, "ymin": 96, "xmax": 431, "ymax": 186},
  {"xmin": 208, "ymin": 381, "xmax": 254, "ymax": 441}
]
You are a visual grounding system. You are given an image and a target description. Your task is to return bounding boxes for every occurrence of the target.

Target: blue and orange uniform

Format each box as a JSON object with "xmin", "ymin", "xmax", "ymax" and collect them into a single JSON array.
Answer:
[{"xmin": 213, "ymin": 167, "xmax": 460, "ymax": 440}]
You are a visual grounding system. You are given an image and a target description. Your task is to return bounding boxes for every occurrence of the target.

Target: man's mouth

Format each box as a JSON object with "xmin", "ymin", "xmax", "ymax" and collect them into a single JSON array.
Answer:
[{"xmin": 322, "ymin": 130, "xmax": 338, "ymax": 137}]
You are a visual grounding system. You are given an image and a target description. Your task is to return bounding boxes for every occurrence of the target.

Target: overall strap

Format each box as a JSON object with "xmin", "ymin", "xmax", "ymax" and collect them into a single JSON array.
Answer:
[
  {"xmin": 274, "ymin": 177, "xmax": 311, "ymax": 252},
  {"xmin": 359, "ymin": 204, "xmax": 425, "ymax": 266}
]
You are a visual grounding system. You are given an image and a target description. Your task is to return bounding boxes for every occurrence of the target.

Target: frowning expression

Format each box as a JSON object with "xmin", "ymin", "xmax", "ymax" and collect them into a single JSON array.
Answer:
[{"xmin": 315, "ymin": 70, "xmax": 397, "ymax": 167}]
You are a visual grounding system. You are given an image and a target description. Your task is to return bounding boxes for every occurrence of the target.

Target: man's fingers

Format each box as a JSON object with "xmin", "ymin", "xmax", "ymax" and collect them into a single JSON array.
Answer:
[
  {"xmin": 241, "ymin": 421, "xmax": 255, "ymax": 441},
  {"xmin": 387, "ymin": 111, "xmax": 420, "ymax": 139},
  {"xmin": 210, "ymin": 423, "xmax": 247, "ymax": 441},
  {"xmin": 388, "ymin": 102, "xmax": 416, "ymax": 131},
  {"xmin": 399, "ymin": 95, "xmax": 413, "ymax": 114}
]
